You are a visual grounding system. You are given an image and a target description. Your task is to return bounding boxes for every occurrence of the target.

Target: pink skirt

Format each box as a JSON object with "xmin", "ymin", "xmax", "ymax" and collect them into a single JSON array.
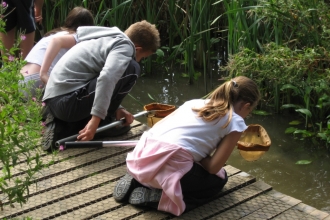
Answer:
[{"xmin": 126, "ymin": 131, "xmax": 225, "ymax": 216}]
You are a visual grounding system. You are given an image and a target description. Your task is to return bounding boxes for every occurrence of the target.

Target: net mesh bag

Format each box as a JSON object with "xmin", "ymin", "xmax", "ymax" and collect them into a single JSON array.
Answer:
[
  {"xmin": 237, "ymin": 124, "xmax": 271, "ymax": 161},
  {"xmin": 144, "ymin": 103, "xmax": 176, "ymax": 127}
]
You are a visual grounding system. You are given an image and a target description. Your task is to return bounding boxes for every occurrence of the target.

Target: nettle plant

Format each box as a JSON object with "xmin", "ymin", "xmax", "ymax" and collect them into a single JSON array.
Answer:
[{"xmin": 0, "ymin": 3, "xmax": 52, "ymax": 207}]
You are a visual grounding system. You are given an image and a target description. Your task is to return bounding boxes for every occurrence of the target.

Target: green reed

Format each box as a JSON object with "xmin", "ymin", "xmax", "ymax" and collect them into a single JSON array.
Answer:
[
  {"xmin": 95, "ymin": 0, "xmax": 134, "ymax": 30},
  {"xmin": 138, "ymin": 0, "xmax": 166, "ymax": 74},
  {"xmin": 164, "ymin": 0, "xmax": 222, "ymax": 84}
]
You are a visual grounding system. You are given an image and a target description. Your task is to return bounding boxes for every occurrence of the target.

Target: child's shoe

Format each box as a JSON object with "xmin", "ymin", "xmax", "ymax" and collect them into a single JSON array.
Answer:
[
  {"xmin": 128, "ymin": 187, "xmax": 162, "ymax": 207},
  {"xmin": 42, "ymin": 113, "xmax": 64, "ymax": 151},
  {"xmin": 113, "ymin": 173, "xmax": 140, "ymax": 202}
]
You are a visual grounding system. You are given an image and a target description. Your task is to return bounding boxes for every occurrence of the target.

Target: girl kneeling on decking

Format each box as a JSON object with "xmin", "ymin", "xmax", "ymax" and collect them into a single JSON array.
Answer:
[{"xmin": 113, "ymin": 76, "xmax": 260, "ymax": 216}]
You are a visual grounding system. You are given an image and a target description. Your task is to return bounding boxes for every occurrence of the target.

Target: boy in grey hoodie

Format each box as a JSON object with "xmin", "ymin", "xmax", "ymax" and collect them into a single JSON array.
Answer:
[{"xmin": 41, "ymin": 20, "xmax": 160, "ymax": 151}]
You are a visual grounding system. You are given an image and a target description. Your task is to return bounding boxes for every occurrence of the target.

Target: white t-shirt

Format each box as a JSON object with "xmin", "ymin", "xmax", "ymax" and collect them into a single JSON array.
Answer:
[
  {"xmin": 25, "ymin": 31, "xmax": 72, "ymax": 75},
  {"xmin": 149, "ymin": 99, "xmax": 247, "ymax": 161}
]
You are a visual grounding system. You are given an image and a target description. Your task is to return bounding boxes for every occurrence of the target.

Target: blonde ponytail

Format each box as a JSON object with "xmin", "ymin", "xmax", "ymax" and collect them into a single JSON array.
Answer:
[{"xmin": 192, "ymin": 76, "xmax": 260, "ymax": 127}]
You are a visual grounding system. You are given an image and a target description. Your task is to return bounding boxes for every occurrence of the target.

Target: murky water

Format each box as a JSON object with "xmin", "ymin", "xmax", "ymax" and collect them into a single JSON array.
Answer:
[{"xmin": 121, "ymin": 72, "xmax": 330, "ymax": 213}]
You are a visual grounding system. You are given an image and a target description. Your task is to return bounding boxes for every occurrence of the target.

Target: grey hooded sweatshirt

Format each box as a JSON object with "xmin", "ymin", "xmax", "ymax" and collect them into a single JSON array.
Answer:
[{"xmin": 42, "ymin": 26, "xmax": 136, "ymax": 120}]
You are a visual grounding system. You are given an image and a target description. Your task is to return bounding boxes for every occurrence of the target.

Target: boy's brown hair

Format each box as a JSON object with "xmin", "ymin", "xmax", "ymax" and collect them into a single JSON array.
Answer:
[{"xmin": 125, "ymin": 20, "xmax": 160, "ymax": 53}]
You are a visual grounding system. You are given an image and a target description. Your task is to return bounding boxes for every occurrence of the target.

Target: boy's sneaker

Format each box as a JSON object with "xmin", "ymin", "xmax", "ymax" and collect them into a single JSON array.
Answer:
[
  {"xmin": 42, "ymin": 113, "xmax": 63, "ymax": 151},
  {"xmin": 41, "ymin": 105, "xmax": 50, "ymax": 122},
  {"xmin": 113, "ymin": 173, "xmax": 137, "ymax": 202},
  {"xmin": 128, "ymin": 187, "xmax": 162, "ymax": 207}
]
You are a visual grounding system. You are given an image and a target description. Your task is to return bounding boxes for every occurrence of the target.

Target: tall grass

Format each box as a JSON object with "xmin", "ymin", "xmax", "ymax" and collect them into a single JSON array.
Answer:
[
  {"xmin": 164, "ymin": 0, "xmax": 222, "ymax": 84},
  {"xmin": 94, "ymin": 0, "xmax": 134, "ymax": 28},
  {"xmin": 44, "ymin": 0, "xmax": 96, "ymax": 31},
  {"xmin": 43, "ymin": 0, "xmax": 223, "ymax": 80},
  {"xmin": 137, "ymin": 0, "xmax": 166, "ymax": 74}
]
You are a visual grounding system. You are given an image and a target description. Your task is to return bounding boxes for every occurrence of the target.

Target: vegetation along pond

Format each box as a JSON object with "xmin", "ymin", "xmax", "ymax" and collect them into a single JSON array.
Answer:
[{"xmin": 121, "ymin": 71, "xmax": 330, "ymax": 214}]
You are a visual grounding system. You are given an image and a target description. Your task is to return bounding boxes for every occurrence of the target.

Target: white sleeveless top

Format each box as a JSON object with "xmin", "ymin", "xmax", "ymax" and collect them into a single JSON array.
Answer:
[
  {"xmin": 25, "ymin": 31, "xmax": 71, "ymax": 75},
  {"xmin": 149, "ymin": 99, "xmax": 247, "ymax": 161}
]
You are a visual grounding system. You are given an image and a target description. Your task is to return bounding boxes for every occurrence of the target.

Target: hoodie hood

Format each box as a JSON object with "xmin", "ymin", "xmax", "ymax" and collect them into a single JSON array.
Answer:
[{"xmin": 76, "ymin": 26, "xmax": 136, "ymax": 57}]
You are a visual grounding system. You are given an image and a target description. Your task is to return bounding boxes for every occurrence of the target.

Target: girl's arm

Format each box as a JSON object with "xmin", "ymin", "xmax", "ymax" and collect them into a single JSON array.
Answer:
[
  {"xmin": 39, "ymin": 35, "xmax": 76, "ymax": 84},
  {"xmin": 199, "ymin": 131, "xmax": 242, "ymax": 174}
]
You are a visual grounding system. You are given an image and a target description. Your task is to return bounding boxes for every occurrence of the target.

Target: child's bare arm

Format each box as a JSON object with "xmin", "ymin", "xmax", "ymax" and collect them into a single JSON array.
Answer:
[
  {"xmin": 34, "ymin": 0, "xmax": 44, "ymax": 24},
  {"xmin": 40, "ymin": 35, "xmax": 76, "ymax": 84},
  {"xmin": 200, "ymin": 131, "xmax": 242, "ymax": 174}
]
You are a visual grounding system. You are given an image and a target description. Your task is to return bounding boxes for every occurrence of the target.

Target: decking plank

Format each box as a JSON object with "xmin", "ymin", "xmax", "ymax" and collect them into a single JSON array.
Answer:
[
  {"xmin": 86, "ymin": 165, "xmax": 245, "ymax": 220},
  {"xmin": 174, "ymin": 178, "xmax": 268, "ymax": 220},
  {"xmin": 239, "ymin": 190, "xmax": 301, "ymax": 219},
  {"xmin": 23, "ymin": 164, "xmax": 240, "ymax": 220},
  {"xmin": 289, "ymin": 200, "xmax": 330, "ymax": 219},
  {"xmin": 16, "ymin": 183, "xmax": 118, "ymax": 220},
  {"xmin": 59, "ymin": 167, "xmax": 252, "ymax": 220},
  {"xmin": 90, "ymin": 205, "xmax": 145, "ymax": 220},
  {"xmin": 208, "ymin": 182, "xmax": 273, "ymax": 220},
  {"xmin": 0, "ymin": 147, "xmax": 131, "ymax": 202},
  {"xmin": 272, "ymin": 208, "xmax": 320, "ymax": 220},
  {"xmin": 129, "ymin": 210, "xmax": 168, "ymax": 220},
  {"xmin": 306, "ymin": 207, "xmax": 329, "ymax": 219},
  {"xmin": 0, "ymin": 121, "xmax": 328, "ymax": 219},
  {"xmin": 0, "ymin": 121, "xmax": 143, "ymax": 176},
  {"xmin": 0, "ymin": 165, "xmax": 126, "ymax": 219},
  {"xmin": 0, "ymin": 121, "xmax": 145, "ymax": 197},
  {"xmin": 222, "ymin": 165, "xmax": 241, "ymax": 176}
]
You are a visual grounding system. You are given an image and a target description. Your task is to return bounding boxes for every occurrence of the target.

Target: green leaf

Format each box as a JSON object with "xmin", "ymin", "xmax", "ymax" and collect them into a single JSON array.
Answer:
[
  {"xmin": 295, "ymin": 160, "xmax": 312, "ymax": 165},
  {"xmin": 193, "ymin": 72, "xmax": 201, "ymax": 80},
  {"xmin": 210, "ymin": 37, "xmax": 220, "ymax": 44},
  {"xmin": 281, "ymin": 104, "xmax": 300, "ymax": 109},
  {"xmin": 295, "ymin": 109, "xmax": 312, "ymax": 117},
  {"xmin": 280, "ymin": 84, "xmax": 299, "ymax": 94},
  {"xmin": 285, "ymin": 127, "xmax": 297, "ymax": 134},
  {"xmin": 0, "ymin": 91, "xmax": 9, "ymax": 103},
  {"xmin": 0, "ymin": 123, "xmax": 4, "ymax": 140},
  {"xmin": 317, "ymin": 133, "xmax": 327, "ymax": 139},
  {"xmin": 289, "ymin": 120, "xmax": 301, "ymax": 125},
  {"xmin": 147, "ymin": 93, "xmax": 155, "ymax": 101},
  {"xmin": 252, "ymin": 110, "xmax": 271, "ymax": 115},
  {"xmin": 293, "ymin": 129, "xmax": 313, "ymax": 137},
  {"xmin": 156, "ymin": 49, "xmax": 164, "ymax": 57}
]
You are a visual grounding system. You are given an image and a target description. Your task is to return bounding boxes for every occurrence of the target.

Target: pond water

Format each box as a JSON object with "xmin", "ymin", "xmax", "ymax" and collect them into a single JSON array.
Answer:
[{"xmin": 121, "ymin": 71, "xmax": 330, "ymax": 214}]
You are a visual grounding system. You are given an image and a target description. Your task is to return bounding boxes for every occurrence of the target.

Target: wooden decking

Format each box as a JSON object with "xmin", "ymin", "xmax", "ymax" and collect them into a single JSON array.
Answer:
[{"xmin": 1, "ymin": 121, "xmax": 329, "ymax": 220}]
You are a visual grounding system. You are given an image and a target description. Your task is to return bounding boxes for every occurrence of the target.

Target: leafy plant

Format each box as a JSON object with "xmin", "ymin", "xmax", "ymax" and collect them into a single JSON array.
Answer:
[
  {"xmin": 316, "ymin": 115, "xmax": 330, "ymax": 149},
  {"xmin": 295, "ymin": 160, "xmax": 312, "ymax": 165},
  {"xmin": 0, "ymin": 8, "xmax": 53, "ymax": 207}
]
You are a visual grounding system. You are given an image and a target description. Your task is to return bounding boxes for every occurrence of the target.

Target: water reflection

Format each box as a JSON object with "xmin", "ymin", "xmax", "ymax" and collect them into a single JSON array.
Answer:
[{"xmin": 121, "ymin": 73, "xmax": 330, "ymax": 214}]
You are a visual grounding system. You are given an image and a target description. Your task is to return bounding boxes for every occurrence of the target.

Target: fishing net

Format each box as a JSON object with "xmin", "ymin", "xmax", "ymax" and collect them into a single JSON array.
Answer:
[
  {"xmin": 144, "ymin": 103, "xmax": 176, "ymax": 127},
  {"xmin": 237, "ymin": 124, "xmax": 271, "ymax": 161}
]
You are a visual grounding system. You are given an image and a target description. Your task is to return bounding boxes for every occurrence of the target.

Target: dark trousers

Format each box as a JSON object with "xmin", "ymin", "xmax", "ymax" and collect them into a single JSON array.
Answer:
[
  {"xmin": 45, "ymin": 59, "xmax": 140, "ymax": 135},
  {"xmin": 180, "ymin": 163, "xmax": 228, "ymax": 212}
]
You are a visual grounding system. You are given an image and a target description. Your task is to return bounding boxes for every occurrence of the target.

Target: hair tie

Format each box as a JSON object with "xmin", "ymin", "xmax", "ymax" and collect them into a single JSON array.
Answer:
[{"xmin": 232, "ymin": 80, "xmax": 238, "ymax": 88}]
